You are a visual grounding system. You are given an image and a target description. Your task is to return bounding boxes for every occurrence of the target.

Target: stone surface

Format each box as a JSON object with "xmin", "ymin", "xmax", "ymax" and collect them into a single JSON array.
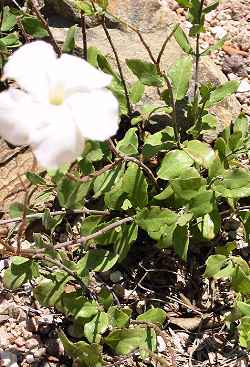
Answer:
[
  {"xmin": 0, "ymin": 140, "xmax": 36, "ymax": 212},
  {"xmin": 0, "ymin": 351, "xmax": 18, "ymax": 367},
  {"xmin": 51, "ymin": 25, "xmax": 241, "ymax": 133},
  {"xmin": 44, "ymin": 0, "xmax": 177, "ymax": 31}
]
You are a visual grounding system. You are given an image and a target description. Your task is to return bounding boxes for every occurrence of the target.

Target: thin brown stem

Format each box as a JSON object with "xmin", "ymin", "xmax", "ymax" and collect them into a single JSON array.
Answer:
[
  {"xmin": 66, "ymin": 158, "xmax": 122, "ymax": 183},
  {"xmin": 54, "ymin": 216, "xmax": 133, "ymax": 250},
  {"xmin": 34, "ymin": 254, "xmax": 97, "ymax": 299},
  {"xmin": 80, "ymin": 11, "xmax": 87, "ymax": 60},
  {"xmin": 0, "ymin": 208, "xmax": 109, "ymax": 226},
  {"xmin": 157, "ymin": 24, "xmax": 179, "ymax": 67},
  {"xmin": 101, "ymin": 17, "xmax": 132, "ymax": 115},
  {"xmin": 29, "ymin": 0, "xmax": 61, "ymax": 56},
  {"xmin": 107, "ymin": 139, "xmax": 159, "ymax": 189},
  {"xmin": 2, "ymin": 217, "xmax": 134, "ymax": 255},
  {"xmin": 17, "ymin": 17, "xmax": 31, "ymax": 43},
  {"xmin": 162, "ymin": 74, "xmax": 180, "ymax": 148}
]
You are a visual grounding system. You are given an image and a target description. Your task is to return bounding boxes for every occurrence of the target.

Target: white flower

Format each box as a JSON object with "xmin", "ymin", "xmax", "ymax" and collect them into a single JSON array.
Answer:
[{"xmin": 0, "ymin": 41, "xmax": 119, "ymax": 169}]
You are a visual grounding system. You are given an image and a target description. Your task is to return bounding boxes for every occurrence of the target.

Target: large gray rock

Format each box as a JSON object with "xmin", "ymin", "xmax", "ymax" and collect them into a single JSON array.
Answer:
[{"xmin": 51, "ymin": 25, "xmax": 241, "ymax": 132}]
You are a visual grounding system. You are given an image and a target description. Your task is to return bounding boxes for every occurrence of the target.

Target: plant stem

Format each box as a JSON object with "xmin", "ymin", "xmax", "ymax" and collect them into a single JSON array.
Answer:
[
  {"xmin": 101, "ymin": 17, "xmax": 132, "ymax": 116},
  {"xmin": 54, "ymin": 216, "xmax": 134, "ymax": 250},
  {"xmin": 29, "ymin": 0, "xmax": 61, "ymax": 56},
  {"xmin": 156, "ymin": 24, "xmax": 179, "ymax": 67},
  {"xmin": 162, "ymin": 74, "xmax": 181, "ymax": 149},
  {"xmin": 107, "ymin": 139, "xmax": 159, "ymax": 189},
  {"xmin": 193, "ymin": 0, "xmax": 205, "ymax": 129},
  {"xmin": 34, "ymin": 254, "xmax": 97, "ymax": 299},
  {"xmin": 0, "ymin": 208, "xmax": 110, "ymax": 226},
  {"xmin": 66, "ymin": 158, "xmax": 122, "ymax": 183},
  {"xmin": 80, "ymin": 11, "xmax": 88, "ymax": 60}
]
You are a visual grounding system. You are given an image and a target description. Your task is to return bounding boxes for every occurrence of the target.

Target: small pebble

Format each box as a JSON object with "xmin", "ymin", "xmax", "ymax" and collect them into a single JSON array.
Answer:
[{"xmin": 25, "ymin": 354, "xmax": 35, "ymax": 364}]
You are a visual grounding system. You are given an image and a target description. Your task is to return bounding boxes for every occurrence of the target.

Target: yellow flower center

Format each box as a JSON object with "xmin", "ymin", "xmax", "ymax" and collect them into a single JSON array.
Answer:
[{"xmin": 49, "ymin": 85, "xmax": 65, "ymax": 105}]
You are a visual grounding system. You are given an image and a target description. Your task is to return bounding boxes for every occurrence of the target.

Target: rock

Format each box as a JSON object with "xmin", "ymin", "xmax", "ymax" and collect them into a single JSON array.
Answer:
[
  {"xmin": 110, "ymin": 270, "xmax": 123, "ymax": 283},
  {"xmin": 198, "ymin": 57, "xmax": 241, "ymax": 135},
  {"xmin": 0, "ymin": 352, "xmax": 19, "ymax": 367},
  {"xmin": 25, "ymin": 354, "xmax": 35, "ymax": 364},
  {"xmin": 211, "ymin": 26, "xmax": 227, "ymax": 39},
  {"xmin": 237, "ymin": 79, "xmax": 250, "ymax": 93},
  {"xmin": 157, "ymin": 335, "xmax": 166, "ymax": 353},
  {"xmin": 25, "ymin": 337, "xmax": 40, "ymax": 349},
  {"xmin": 222, "ymin": 54, "xmax": 248, "ymax": 77},
  {"xmin": 44, "ymin": 0, "xmax": 177, "ymax": 31}
]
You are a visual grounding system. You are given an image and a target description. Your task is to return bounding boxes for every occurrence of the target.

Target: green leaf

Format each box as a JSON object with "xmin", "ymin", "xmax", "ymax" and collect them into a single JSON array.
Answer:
[
  {"xmin": 239, "ymin": 317, "xmax": 250, "ymax": 349},
  {"xmin": 96, "ymin": 221, "xmax": 138, "ymax": 262},
  {"xmin": 175, "ymin": 0, "xmax": 192, "ymax": 8},
  {"xmin": 57, "ymin": 176, "xmax": 90, "ymax": 209},
  {"xmin": 157, "ymin": 150, "xmax": 193, "ymax": 180},
  {"xmin": 0, "ymin": 33, "xmax": 20, "ymax": 47},
  {"xmin": 174, "ymin": 26, "xmax": 193, "ymax": 54},
  {"xmin": 98, "ymin": 287, "xmax": 114, "ymax": 310},
  {"xmin": 4, "ymin": 257, "xmax": 39, "ymax": 290},
  {"xmin": 205, "ymin": 81, "xmax": 240, "ymax": 108},
  {"xmin": 26, "ymin": 171, "xmax": 46, "ymax": 186},
  {"xmin": 87, "ymin": 46, "xmax": 101, "ymax": 67},
  {"xmin": 184, "ymin": 140, "xmax": 216, "ymax": 168},
  {"xmin": 123, "ymin": 164, "xmax": 148, "ymax": 208},
  {"xmin": 96, "ymin": 0, "xmax": 109, "ymax": 10},
  {"xmin": 173, "ymin": 224, "xmax": 189, "ymax": 260},
  {"xmin": 189, "ymin": 191, "xmax": 215, "ymax": 217},
  {"xmin": 1, "ymin": 7, "xmax": 17, "ymax": 32},
  {"xmin": 233, "ymin": 113, "xmax": 249, "ymax": 138},
  {"xmin": 112, "ymin": 222, "xmax": 138, "ymax": 262},
  {"xmin": 105, "ymin": 163, "xmax": 148, "ymax": 209},
  {"xmin": 201, "ymin": 36, "xmax": 226, "ymax": 56},
  {"xmin": 153, "ymin": 184, "xmax": 174, "ymax": 201},
  {"xmin": 203, "ymin": 0, "xmax": 219, "ymax": 13},
  {"xmin": 85, "ymin": 141, "xmax": 111, "ymax": 162},
  {"xmin": 42, "ymin": 209, "xmax": 63, "ymax": 233},
  {"xmin": 59, "ymin": 330, "xmax": 103, "ymax": 367},
  {"xmin": 62, "ymin": 291, "xmax": 99, "ymax": 319},
  {"xmin": 75, "ymin": 1, "xmax": 95, "ymax": 15},
  {"xmin": 97, "ymin": 54, "xmax": 121, "ymax": 82},
  {"xmin": 204, "ymin": 255, "xmax": 228, "ymax": 278},
  {"xmin": 108, "ymin": 306, "xmax": 131, "ymax": 328},
  {"xmin": 137, "ymin": 308, "xmax": 167, "ymax": 326},
  {"xmin": 34, "ymin": 272, "xmax": 69, "ymax": 307},
  {"xmin": 168, "ymin": 56, "xmax": 192, "ymax": 100},
  {"xmin": 84, "ymin": 311, "xmax": 109, "ymax": 343},
  {"xmin": 198, "ymin": 210, "xmax": 220, "ymax": 240},
  {"xmin": 117, "ymin": 128, "xmax": 138, "ymax": 155},
  {"xmin": 93, "ymin": 164, "xmax": 124, "ymax": 198},
  {"xmin": 63, "ymin": 25, "xmax": 77, "ymax": 53},
  {"xmin": 201, "ymin": 113, "xmax": 217, "ymax": 131},
  {"xmin": 77, "ymin": 249, "xmax": 119, "ymax": 273},
  {"xmin": 213, "ymin": 168, "xmax": 250, "ymax": 198},
  {"xmin": 170, "ymin": 169, "xmax": 206, "ymax": 201},
  {"xmin": 126, "ymin": 59, "xmax": 163, "ymax": 87},
  {"xmin": 236, "ymin": 301, "xmax": 250, "ymax": 318},
  {"xmin": 129, "ymin": 81, "xmax": 145, "ymax": 103},
  {"xmin": 21, "ymin": 16, "xmax": 49, "ymax": 38},
  {"xmin": 105, "ymin": 327, "xmax": 157, "ymax": 355},
  {"xmin": 135, "ymin": 207, "xmax": 178, "ymax": 240},
  {"xmin": 231, "ymin": 266, "xmax": 250, "ymax": 295},
  {"xmin": 80, "ymin": 215, "xmax": 104, "ymax": 236}
]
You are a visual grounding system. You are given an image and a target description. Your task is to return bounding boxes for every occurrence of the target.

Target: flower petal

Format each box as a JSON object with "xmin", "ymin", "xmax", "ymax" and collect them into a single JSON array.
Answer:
[
  {"xmin": 54, "ymin": 54, "xmax": 112, "ymax": 95},
  {"xmin": 30, "ymin": 105, "xmax": 85, "ymax": 169},
  {"xmin": 67, "ymin": 89, "xmax": 119, "ymax": 141},
  {"xmin": 0, "ymin": 88, "xmax": 38, "ymax": 145},
  {"xmin": 3, "ymin": 41, "xmax": 56, "ymax": 100}
]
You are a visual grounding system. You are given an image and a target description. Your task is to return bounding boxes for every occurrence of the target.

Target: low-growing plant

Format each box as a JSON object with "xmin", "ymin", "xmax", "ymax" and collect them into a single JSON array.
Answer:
[{"xmin": 1, "ymin": 0, "xmax": 250, "ymax": 365}]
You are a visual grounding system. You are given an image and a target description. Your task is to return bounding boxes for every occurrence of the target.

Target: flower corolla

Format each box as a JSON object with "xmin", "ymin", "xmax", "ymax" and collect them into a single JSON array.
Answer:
[{"xmin": 0, "ymin": 41, "xmax": 119, "ymax": 169}]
